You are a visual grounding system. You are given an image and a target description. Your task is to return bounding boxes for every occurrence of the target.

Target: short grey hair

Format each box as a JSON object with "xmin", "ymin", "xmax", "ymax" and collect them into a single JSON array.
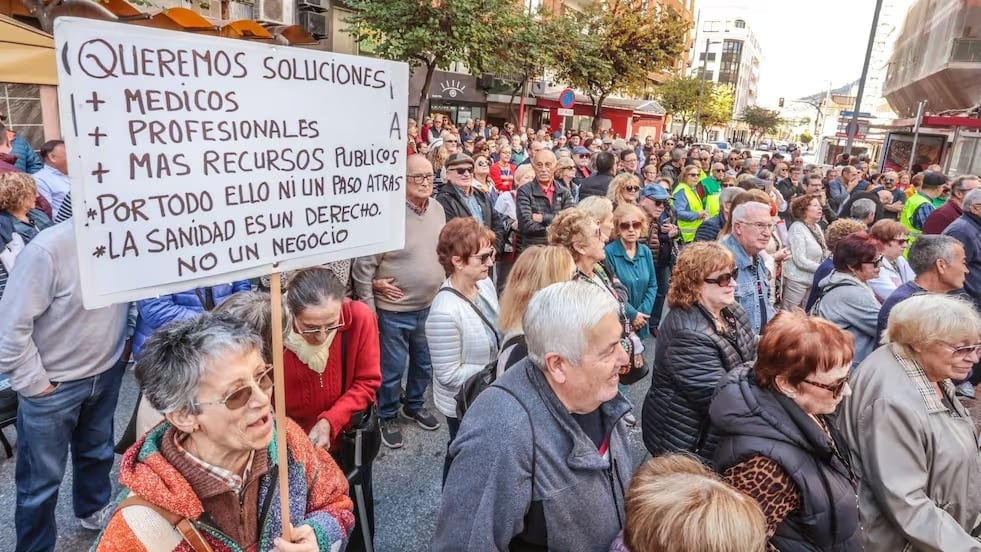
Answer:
[
  {"xmin": 884, "ymin": 294, "xmax": 981, "ymax": 350},
  {"xmin": 742, "ymin": 158, "xmax": 757, "ymax": 171},
  {"xmin": 731, "ymin": 201, "xmax": 770, "ymax": 222},
  {"xmin": 907, "ymin": 235, "xmax": 961, "ymax": 275},
  {"xmin": 850, "ymin": 198, "xmax": 876, "ymax": 220},
  {"xmin": 524, "ymin": 281, "xmax": 620, "ymax": 367},
  {"xmin": 136, "ymin": 312, "xmax": 262, "ymax": 415},
  {"xmin": 720, "ymin": 187, "xmax": 744, "ymax": 205},
  {"xmin": 962, "ymin": 188, "xmax": 981, "ymax": 210},
  {"xmin": 671, "ymin": 148, "xmax": 686, "ymax": 162}
]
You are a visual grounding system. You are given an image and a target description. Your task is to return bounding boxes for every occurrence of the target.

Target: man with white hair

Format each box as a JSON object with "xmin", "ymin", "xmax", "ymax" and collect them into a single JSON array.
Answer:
[
  {"xmin": 850, "ymin": 198, "xmax": 877, "ymax": 228},
  {"xmin": 433, "ymin": 281, "xmax": 632, "ymax": 551},
  {"xmin": 943, "ymin": 188, "xmax": 981, "ymax": 312},
  {"xmin": 722, "ymin": 202, "xmax": 776, "ymax": 334}
]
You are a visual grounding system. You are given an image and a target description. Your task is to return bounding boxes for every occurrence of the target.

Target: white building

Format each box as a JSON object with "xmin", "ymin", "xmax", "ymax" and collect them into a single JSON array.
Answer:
[
  {"xmin": 687, "ymin": 8, "xmax": 763, "ymax": 141},
  {"xmin": 865, "ymin": 0, "xmax": 916, "ymax": 119}
]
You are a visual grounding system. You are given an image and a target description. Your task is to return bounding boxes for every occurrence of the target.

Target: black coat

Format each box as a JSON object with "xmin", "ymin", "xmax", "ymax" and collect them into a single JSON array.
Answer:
[
  {"xmin": 711, "ymin": 366, "xmax": 862, "ymax": 552},
  {"xmin": 515, "ymin": 181, "xmax": 574, "ymax": 252},
  {"xmin": 641, "ymin": 303, "xmax": 756, "ymax": 462},
  {"xmin": 578, "ymin": 173, "xmax": 613, "ymax": 201},
  {"xmin": 435, "ymin": 184, "xmax": 508, "ymax": 254}
]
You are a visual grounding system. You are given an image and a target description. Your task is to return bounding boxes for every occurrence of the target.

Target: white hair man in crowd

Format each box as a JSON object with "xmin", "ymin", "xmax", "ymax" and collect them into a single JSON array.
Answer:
[
  {"xmin": 722, "ymin": 202, "xmax": 776, "ymax": 334},
  {"xmin": 433, "ymin": 281, "xmax": 632, "ymax": 551}
]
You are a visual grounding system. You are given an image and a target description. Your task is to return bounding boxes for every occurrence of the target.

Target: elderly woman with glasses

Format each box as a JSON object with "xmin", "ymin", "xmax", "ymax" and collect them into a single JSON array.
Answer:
[
  {"xmin": 93, "ymin": 313, "xmax": 354, "ymax": 552},
  {"xmin": 812, "ymin": 232, "xmax": 883, "ymax": 367},
  {"xmin": 711, "ymin": 310, "xmax": 862, "ymax": 552},
  {"xmin": 605, "ymin": 203, "xmax": 658, "ymax": 340},
  {"xmin": 866, "ymin": 219, "xmax": 915, "ymax": 302},
  {"xmin": 281, "ymin": 266, "xmax": 381, "ymax": 550},
  {"xmin": 642, "ymin": 242, "xmax": 756, "ymax": 462},
  {"xmin": 841, "ymin": 294, "xmax": 981, "ymax": 551},
  {"xmin": 427, "ymin": 217, "xmax": 500, "ymax": 482}
]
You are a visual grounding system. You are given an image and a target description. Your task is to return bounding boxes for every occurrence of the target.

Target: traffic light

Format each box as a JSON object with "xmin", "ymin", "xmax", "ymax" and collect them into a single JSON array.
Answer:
[{"xmin": 779, "ymin": 97, "xmax": 785, "ymax": 107}]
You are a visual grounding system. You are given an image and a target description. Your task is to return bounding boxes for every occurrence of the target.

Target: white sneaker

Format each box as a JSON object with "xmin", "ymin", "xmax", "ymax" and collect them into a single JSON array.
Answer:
[{"xmin": 79, "ymin": 503, "xmax": 113, "ymax": 530}]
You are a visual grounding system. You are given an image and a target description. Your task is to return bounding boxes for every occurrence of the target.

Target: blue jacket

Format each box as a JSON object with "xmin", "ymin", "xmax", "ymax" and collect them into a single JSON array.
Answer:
[
  {"xmin": 132, "ymin": 281, "xmax": 251, "ymax": 358},
  {"xmin": 604, "ymin": 239, "xmax": 657, "ymax": 339},
  {"xmin": 944, "ymin": 211, "xmax": 981, "ymax": 311},
  {"xmin": 722, "ymin": 235, "xmax": 774, "ymax": 334},
  {"xmin": 10, "ymin": 134, "xmax": 42, "ymax": 174}
]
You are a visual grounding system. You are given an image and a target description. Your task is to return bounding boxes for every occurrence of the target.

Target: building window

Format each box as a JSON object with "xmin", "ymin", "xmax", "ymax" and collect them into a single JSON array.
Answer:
[
  {"xmin": 0, "ymin": 84, "xmax": 44, "ymax": 148},
  {"xmin": 734, "ymin": 19, "xmax": 746, "ymax": 29},
  {"xmin": 717, "ymin": 39, "xmax": 743, "ymax": 87},
  {"xmin": 699, "ymin": 52, "xmax": 717, "ymax": 62},
  {"xmin": 703, "ymin": 20, "xmax": 721, "ymax": 32}
]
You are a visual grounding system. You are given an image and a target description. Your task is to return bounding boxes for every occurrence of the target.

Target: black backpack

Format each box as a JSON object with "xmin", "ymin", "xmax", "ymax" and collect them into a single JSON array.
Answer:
[{"xmin": 455, "ymin": 334, "xmax": 526, "ymax": 419}]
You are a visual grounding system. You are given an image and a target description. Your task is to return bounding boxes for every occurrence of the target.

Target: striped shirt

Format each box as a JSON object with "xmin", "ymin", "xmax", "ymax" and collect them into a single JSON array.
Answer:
[{"xmin": 174, "ymin": 431, "xmax": 255, "ymax": 496}]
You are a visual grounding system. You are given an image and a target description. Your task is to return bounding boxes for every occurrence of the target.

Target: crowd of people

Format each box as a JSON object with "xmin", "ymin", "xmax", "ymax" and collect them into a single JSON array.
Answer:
[{"xmin": 1, "ymin": 109, "xmax": 981, "ymax": 552}]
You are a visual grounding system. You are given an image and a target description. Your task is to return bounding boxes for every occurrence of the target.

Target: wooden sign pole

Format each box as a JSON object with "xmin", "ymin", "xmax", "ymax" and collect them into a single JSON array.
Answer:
[{"xmin": 269, "ymin": 271, "xmax": 292, "ymax": 541}]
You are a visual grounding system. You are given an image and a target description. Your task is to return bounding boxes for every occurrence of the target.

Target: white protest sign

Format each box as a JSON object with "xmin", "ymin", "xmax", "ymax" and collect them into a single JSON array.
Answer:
[{"xmin": 53, "ymin": 18, "xmax": 409, "ymax": 308}]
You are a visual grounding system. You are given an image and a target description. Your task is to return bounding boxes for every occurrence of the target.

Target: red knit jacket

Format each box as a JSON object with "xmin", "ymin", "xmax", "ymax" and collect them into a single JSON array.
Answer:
[{"xmin": 283, "ymin": 299, "xmax": 381, "ymax": 446}]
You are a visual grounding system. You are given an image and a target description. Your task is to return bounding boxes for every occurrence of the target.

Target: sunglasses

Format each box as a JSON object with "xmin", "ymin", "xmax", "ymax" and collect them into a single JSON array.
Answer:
[
  {"xmin": 704, "ymin": 268, "xmax": 739, "ymax": 286},
  {"xmin": 476, "ymin": 161, "xmax": 489, "ymax": 167},
  {"xmin": 653, "ymin": 199, "xmax": 668, "ymax": 206},
  {"xmin": 474, "ymin": 250, "xmax": 496, "ymax": 264},
  {"xmin": 802, "ymin": 375, "xmax": 850, "ymax": 398},
  {"xmin": 624, "ymin": 185, "xmax": 640, "ymax": 192},
  {"xmin": 619, "ymin": 220, "xmax": 643, "ymax": 231},
  {"xmin": 577, "ymin": 154, "xmax": 590, "ymax": 159},
  {"xmin": 861, "ymin": 255, "xmax": 884, "ymax": 268},
  {"xmin": 194, "ymin": 365, "xmax": 274, "ymax": 410},
  {"xmin": 451, "ymin": 167, "xmax": 474, "ymax": 175}
]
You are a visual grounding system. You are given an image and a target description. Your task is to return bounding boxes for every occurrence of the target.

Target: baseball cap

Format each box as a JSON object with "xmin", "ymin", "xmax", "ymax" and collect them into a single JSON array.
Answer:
[
  {"xmin": 602, "ymin": 137, "xmax": 614, "ymax": 145},
  {"xmin": 573, "ymin": 146, "xmax": 591, "ymax": 156},
  {"xmin": 445, "ymin": 152, "xmax": 474, "ymax": 168},
  {"xmin": 640, "ymin": 185, "xmax": 670, "ymax": 200},
  {"xmin": 922, "ymin": 171, "xmax": 948, "ymax": 189}
]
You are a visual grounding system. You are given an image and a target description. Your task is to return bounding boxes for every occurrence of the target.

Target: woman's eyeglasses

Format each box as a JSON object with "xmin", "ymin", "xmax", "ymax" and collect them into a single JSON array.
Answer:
[
  {"xmin": 624, "ymin": 185, "xmax": 640, "ymax": 192},
  {"xmin": 802, "ymin": 376, "xmax": 850, "ymax": 398},
  {"xmin": 194, "ymin": 365, "xmax": 274, "ymax": 410},
  {"xmin": 686, "ymin": 172, "xmax": 699, "ymax": 177},
  {"xmin": 476, "ymin": 161, "xmax": 489, "ymax": 167},
  {"xmin": 619, "ymin": 221, "xmax": 643, "ymax": 231},
  {"xmin": 862, "ymin": 255, "xmax": 884, "ymax": 268},
  {"xmin": 944, "ymin": 343, "xmax": 981, "ymax": 358},
  {"xmin": 704, "ymin": 268, "xmax": 739, "ymax": 287},
  {"xmin": 474, "ymin": 250, "xmax": 496, "ymax": 264},
  {"xmin": 653, "ymin": 199, "xmax": 667, "ymax": 206}
]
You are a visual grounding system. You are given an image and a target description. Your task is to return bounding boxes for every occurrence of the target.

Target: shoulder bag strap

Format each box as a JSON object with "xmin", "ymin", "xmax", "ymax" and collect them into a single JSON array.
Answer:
[
  {"xmin": 116, "ymin": 496, "xmax": 215, "ymax": 552},
  {"xmin": 437, "ymin": 287, "xmax": 500, "ymax": 349}
]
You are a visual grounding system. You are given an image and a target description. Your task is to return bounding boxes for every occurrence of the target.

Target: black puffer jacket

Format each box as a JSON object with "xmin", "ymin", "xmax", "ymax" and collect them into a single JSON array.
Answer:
[{"xmin": 641, "ymin": 302, "xmax": 756, "ymax": 461}]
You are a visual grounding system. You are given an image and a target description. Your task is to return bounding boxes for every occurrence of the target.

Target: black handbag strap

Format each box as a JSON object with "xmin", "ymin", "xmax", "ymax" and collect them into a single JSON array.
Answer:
[{"xmin": 438, "ymin": 286, "xmax": 500, "ymax": 350}]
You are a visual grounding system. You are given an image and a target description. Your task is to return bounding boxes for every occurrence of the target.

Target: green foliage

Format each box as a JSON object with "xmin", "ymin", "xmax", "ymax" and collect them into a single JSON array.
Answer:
[
  {"xmin": 552, "ymin": 0, "xmax": 688, "ymax": 131},
  {"xmin": 738, "ymin": 106, "xmax": 783, "ymax": 140},
  {"xmin": 481, "ymin": 7, "xmax": 574, "ymax": 88},
  {"xmin": 701, "ymin": 83, "xmax": 735, "ymax": 129},
  {"xmin": 347, "ymin": 0, "xmax": 515, "ymax": 113},
  {"xmin": 799, "ymin": 131, "xmax": 814, "ymax": 145},
  {"xmin": 656, "ymin": 76, "xmax": 700, "ymax": 132}
]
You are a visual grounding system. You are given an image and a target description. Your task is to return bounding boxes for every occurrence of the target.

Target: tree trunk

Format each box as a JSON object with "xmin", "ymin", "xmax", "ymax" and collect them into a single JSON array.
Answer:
[
  {"xmin": 505, "ymin": 80, "xmax": 524, "ymax": 125},
  {"xmin": 590, "ymin": 94, "xmax": 609, "ymax": 133},
  {"xmin": 418, "ymin": 60, "xmax": 437, "ymax": 121}
]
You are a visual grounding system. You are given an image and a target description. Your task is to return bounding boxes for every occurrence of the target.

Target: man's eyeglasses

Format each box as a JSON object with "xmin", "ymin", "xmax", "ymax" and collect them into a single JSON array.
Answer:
[
  {"xmin": 704, "ymin": 268, "xmax": 739, "ymax": 287},
  {"xmin": 862, "ymin": 255, "xmax": 884, "ymax": 268},
  {"xmin": 802, "ymin": 375, "xmax": 850, "ymax": 398},
  {"xmin": 739, "ymin": 221, "xmax": 775, "ymax": 233},
  {"xmin": 653, "ymin": 199, "xmax": 668, "ymax": 206},
  {"xmin": 619, "ymin": 220, "xmax": 643, "ymax": 231},
  {"xmin": 713, "ymin": 168, "xmax": 725, "ymax": 172},
  {"xmin": 407, "ymin": 173, "xmax": 435, "ymax": 184},
  {"xmin": 577, "ymin": 154, "xmax": 590, "ymax": 159},
  {"xmin": 194, "ymin": 365, "xmax": 274, "ymax": 410},
  {"xmin": 451, "ymin": 167, "xmax": 474, "ymax": 175},
  {"xmin": 944, "ymin": 343, "xmax": 981, "ymax": 358},
  {"xmin": 624, "ymin": 185, "xmax": 640, "ymax": 192}
]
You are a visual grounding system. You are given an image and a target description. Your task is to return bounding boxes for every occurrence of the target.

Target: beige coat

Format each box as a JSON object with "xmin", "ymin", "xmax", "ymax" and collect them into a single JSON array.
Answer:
[{"xmin": 841, "ymin": 344, "xmax": 981, "ymax": 551}]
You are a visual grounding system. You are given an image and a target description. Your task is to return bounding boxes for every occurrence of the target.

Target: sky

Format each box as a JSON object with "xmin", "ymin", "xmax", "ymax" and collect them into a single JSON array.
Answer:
[{"xmin": 694, "ymin": 0, "xmax": 881, "ymax": 107}]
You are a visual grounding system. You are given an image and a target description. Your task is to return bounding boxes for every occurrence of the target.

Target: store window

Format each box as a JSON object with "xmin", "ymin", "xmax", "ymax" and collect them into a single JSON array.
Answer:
[
  {"xmin": 1, "ymin": 83, "xmax": 44, "ymax": 149},
  {"xmin": 429, "ymin": 103, "xmax": 486, "ymax": 127}
]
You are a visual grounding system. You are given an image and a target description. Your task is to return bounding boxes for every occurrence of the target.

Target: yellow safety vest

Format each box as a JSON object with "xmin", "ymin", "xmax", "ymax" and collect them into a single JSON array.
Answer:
[
  {"xmin": 705, "ymin": 194, "xmax": 721, "ymax": 217},
  {"xmin": 899, "ymin": 193, "xmax": 931, "ymax": 238},
  {"xmin": 672, "ymin": 183, "xmax": 704, "ymax": 243}
]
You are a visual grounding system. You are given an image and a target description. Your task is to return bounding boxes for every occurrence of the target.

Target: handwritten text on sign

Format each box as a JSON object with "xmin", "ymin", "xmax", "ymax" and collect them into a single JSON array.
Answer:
[{"xmin": 53, "ymin": 18, "xmax": 409, "ymax": 308}]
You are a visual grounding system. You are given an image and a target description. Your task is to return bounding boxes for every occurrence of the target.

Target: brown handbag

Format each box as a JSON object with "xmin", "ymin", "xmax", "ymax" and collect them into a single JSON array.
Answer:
[{"xmin": 116, "ymin": 495, "xmax": 215, "ymax": 552}]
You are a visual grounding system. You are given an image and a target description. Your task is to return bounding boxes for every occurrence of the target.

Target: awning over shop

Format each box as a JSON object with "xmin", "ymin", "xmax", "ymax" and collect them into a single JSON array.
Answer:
[{"xmin": 0, "ymin": 14, "xmax": 57, "ymax": 85}]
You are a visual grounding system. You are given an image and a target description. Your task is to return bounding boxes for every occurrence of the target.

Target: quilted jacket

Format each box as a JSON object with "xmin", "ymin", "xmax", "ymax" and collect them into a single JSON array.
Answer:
[{"xmin": 641, "ymin": 302, "xmax": 757, "ymax": 462}]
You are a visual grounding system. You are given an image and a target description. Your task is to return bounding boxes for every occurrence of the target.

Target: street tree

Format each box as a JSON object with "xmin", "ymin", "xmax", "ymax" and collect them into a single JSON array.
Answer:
[
  {"xmin": 699, "ymin": 83, "xmax": 735, "ymax": 139},
  {"xmin": 656, "ymin": 76, "xmax": 700, "ymax": 136},
  {"xmin": 799, "ymin": 131, "xmax": 814, "ymax": 146},
  {"xmin": 479, "ymin": 6, "xmax": 575, "ymax": 122},
  {"xmin": 348, "ymin": 0, "xmax": 513, "ymax": 117},
  {"xmin": 553, "ymin": 0, "xmax": 688, "ymax": 132},
  {"xmin": 739, "ymin": 106, "xmax": 783, "ymax": 143}
]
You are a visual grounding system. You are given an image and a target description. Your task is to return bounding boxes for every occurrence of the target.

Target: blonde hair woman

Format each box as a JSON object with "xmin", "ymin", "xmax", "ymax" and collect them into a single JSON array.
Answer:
[
  {"xmin": 609, "ymin": 454, "xmax": 766, "ymax": 552},
  {"xmin": 577, "ymin": 195, "xmax": 615, "ymax": 242},
  {"xmin": 607, "ymin": 172, "xmax": 642, "ymax": 209}
]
